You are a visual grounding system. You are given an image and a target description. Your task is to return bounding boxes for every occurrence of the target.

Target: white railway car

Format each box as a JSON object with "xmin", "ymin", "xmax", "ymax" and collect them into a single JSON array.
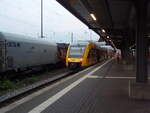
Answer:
[{"xmin": 0, "ymin": 32, "xmax": 59, "ymax": 72}]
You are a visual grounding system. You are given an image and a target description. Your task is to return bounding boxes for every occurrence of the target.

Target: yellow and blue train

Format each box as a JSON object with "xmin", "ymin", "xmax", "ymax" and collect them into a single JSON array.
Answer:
[{"xmin": 66, "ymin": 41, "xmax": 109, "ymax": 69}]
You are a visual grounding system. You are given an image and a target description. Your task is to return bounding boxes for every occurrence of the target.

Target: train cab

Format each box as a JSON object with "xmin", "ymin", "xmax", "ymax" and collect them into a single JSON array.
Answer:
[{"xmin": 66, "ymin": 41, "xmax": 98, "ymax": 69}]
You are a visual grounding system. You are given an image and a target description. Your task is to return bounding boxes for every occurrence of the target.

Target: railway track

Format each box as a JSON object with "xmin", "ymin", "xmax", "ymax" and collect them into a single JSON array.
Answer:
[
  {"xmin": 0, "ymin": 69, "xmax": 75, "ymax": 107},
  {"xmin": 0, "ymin": 59, "xmax": 107, "ymax": 108}
]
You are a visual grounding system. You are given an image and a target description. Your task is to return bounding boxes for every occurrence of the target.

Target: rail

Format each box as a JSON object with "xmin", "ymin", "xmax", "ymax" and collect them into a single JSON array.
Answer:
[{"xmin": 0, "ymin": 71, "xmax": 72, "ymax": 103}]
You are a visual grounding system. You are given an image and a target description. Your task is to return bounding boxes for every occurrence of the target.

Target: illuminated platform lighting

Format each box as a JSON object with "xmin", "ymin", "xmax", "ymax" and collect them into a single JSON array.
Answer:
[
  {"xmin": 90, "ymin": 13, "xmax": 97, "ymax": 21},
  {"xmin": 107, "ymin": 36, "xmax": 109, "ymax": 39},
  {"xmin": 102, "ymin": 29, "xmax": 106, "ymax": 33}
]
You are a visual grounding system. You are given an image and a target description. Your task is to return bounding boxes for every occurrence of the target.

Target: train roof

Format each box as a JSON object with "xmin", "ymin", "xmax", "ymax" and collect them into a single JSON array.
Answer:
[
  {"xmin": 57, "ymin": 43, "xmax": 69, "ymax": 48},
  {"xmin": 0, "ymin": 32, "xmax": 57, "ymax": 46},
  {"xmin": 70, "ymin": 42, "xmax": 89, "ymax": 46}
]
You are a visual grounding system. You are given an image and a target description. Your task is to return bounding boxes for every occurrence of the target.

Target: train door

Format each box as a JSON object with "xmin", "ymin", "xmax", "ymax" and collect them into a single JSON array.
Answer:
[
  {"xmin": 0, "ymin": 40, "xmax": 6, "ymax": 72},
  {"xmin": 87, "ymin": 48, "xmax": 94, "ymax": 65},
  {"xmin": 91, "ymin": 48, "xmax": 97, "ymax": 64}
]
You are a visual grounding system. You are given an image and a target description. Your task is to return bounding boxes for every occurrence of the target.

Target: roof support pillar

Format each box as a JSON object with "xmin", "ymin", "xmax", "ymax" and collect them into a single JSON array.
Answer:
[
  {"xmin": 129, "ymin": 1, "xmax": 150, "ymax": 100},
  {"xmin": 135, "ymin": 0, "xmax": 148, "ymax": 83},
  {"xmin": 121, "ymin": 41, "xmax": 130, "ymax": 64}
]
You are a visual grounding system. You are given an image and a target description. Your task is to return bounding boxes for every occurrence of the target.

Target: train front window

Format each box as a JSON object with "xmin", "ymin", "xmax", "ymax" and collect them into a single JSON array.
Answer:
[{"xmin": 69, "ymin": 45, "xmax": 85, "ymax": 58}]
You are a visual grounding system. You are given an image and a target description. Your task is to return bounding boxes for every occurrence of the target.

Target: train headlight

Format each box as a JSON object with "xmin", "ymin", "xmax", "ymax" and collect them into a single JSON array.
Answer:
[
  {"xmin": 68, "ymin": 58, "xmax": 71, "ymax": 62},
  {"xmin": 79, "ymin": 58, "xmax": 83, "ymax": 62}
]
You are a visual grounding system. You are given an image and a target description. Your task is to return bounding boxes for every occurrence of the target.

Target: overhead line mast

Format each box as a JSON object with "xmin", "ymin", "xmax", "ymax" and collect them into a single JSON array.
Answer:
[{"xmin": 41, "ymin": 0, "xmax": 44, "ymax": 38}]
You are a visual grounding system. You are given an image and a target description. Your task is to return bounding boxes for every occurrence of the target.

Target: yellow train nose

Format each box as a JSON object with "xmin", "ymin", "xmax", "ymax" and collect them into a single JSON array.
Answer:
[{"xmin": 68, "ymin": 58, "xmax": 83, "ymax": 62}]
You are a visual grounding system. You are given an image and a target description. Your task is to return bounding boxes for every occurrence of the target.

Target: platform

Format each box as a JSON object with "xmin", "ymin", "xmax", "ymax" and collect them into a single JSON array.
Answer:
[{"xmin": 1, "ymin": 59, "xmax": 150, "ymax": 113}]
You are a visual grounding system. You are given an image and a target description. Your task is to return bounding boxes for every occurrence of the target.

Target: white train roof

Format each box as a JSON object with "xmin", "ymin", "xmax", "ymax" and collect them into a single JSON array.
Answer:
[
  {"xmin": 70, "ymin": 41, "xmax": 89, "ymax": 46},
  {"xmin": 0, "ymin": 32, "xmax": 57, "ymax": 46}
]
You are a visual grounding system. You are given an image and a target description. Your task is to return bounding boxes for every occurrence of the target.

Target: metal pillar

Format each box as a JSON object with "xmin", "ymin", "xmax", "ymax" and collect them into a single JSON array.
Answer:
[
  {"xmin": 71, "ymin": 32, "xmax": 73, "ymax": 43},
  {"xmin": 41, "ymin": 0, "xmax": 44, "ymax": 38},
  {"xmin": 135, "ymin": 0, "xmax": 148, "ymax": 83}
]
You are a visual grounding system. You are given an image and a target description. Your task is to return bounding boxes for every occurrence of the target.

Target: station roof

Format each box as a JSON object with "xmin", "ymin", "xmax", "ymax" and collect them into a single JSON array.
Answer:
[{"xmin": 56, "ymin": 0, "xmax": 150, "ymax": 49}]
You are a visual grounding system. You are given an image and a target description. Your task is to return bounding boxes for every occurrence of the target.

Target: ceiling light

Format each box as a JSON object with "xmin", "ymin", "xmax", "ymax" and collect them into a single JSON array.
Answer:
[
  {"xmin": 102, "ymin": 29, "xmax": 106, "ymax": 33},
  {"xmin": 90, "ymin": 13, "xmax": 97, "ymax": 21},
  {"xmin": 107, "ymin": 36, "xmax": 109, "ymax": 39}
]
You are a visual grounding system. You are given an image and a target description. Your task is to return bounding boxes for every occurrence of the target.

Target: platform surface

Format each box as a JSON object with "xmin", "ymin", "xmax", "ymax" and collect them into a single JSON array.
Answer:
[{"xmin": 1, "ymin": 59, "xmax": 150, "ymax": 113}]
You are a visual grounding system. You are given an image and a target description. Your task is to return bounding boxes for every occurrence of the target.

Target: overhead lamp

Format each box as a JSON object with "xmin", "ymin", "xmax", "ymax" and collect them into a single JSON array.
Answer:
[
  {"xmin": 107, "ymin": 36, "xmax": 109, "ymax": 39},
  {"xmin": 102, "ymin": 29, "xmax": 106, "ymax": 33},
  {"xmin": 90, "ymin": 13, "xmax": 97, "ymax": 21}
]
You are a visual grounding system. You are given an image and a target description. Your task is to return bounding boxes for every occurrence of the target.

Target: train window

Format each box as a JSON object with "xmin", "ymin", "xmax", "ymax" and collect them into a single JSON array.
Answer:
[
  {"xmin": 92, "ymin": 49, "xmax": 97, "ymax": 57},
  {"xmin": 0, "ymin": 41, "xmax": 4, "ymax": 47},
  {"xmin": 69, "ymin": 45, "xmax": 85, "ymax": 58},
  {"xmin": 17, "ymin": 43, "xmax": 20, "ymax": 47},
  {"xmin": 7, "ymin": 42, "xmax": 17, "ymax": 47},
  {"xmin": 13, "ymin": 42, "xmax": 16, "ymax": 47},
  {"xmin": 87, "ymin": 49, "xmax": 96, "ymax": 58}
]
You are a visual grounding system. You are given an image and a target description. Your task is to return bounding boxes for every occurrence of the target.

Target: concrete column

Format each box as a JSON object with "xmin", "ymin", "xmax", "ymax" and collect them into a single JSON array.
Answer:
[
  {"xmin": 135, "ymin": 0, "xmax": 148, "ymax": 83},
  {"xmin": 129, "ymin": 0, "xmax": 150, "ymax": 100}
]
